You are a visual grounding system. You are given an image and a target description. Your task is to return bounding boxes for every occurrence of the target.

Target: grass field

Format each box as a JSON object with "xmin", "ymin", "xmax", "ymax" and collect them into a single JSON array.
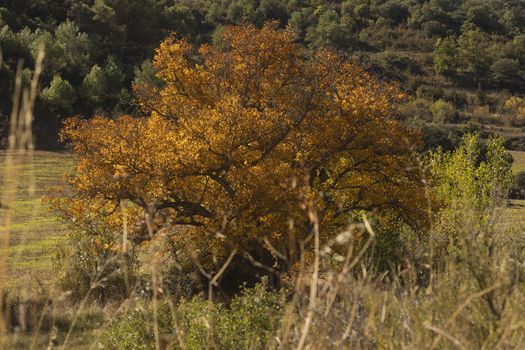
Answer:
[
  {"xmin": 0, "ymin": 148, "xmax": 523, "ymax": 349},
  {"xmin": 0, "ymin": 151, "xmax": 72, "ymax": 291},
  {"xmin": 510, "ymin": 150, "xmax": 525, "ymax": 173},
  {"xmin": 0, "ymin": 152, "xmax": 99, "ymax": 350},
  {"xmin": 1, "ymin": 149, "xmax": 524, "ymax": 292}
]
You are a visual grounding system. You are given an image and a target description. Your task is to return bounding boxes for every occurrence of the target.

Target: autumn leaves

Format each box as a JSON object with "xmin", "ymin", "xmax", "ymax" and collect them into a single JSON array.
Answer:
[{"xmin": 57, "ymin": 23, "xmax": 426, "ymax": 268}]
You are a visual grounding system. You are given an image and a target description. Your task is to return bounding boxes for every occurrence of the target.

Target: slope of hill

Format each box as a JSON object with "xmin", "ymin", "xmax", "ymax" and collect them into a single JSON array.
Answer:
[{"xmin": 0, "ymin": 0, "xmax": 524, "ymax": 149}]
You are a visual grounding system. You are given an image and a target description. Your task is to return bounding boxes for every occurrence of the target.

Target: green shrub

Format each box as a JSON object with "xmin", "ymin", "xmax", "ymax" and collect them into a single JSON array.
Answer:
[
  {"xmin": 429, "ymin": 133, "xmax": 513, "ymax": 239},
  {"xmin": 400, "ymin": 98, "xmax": 432, "ymax": 121},
  {"xmin": 411, "ymin": 122, "xmax": 463, "ymax": 151},
  {"xmin": 416, "ymin": 85, "xmax": 444, "ymax": 100},
  {"xmin": 504, "ymin": 136, "xmax": 525, "ymax": 151},
  {"xmin": 433, "ymin": 36, "xmax": 459, "ymax": 77},
  {"xmin": 422, "ymin": 20, "xmax": 448, "ymax": 37},
  {"xmin": 491, "ymin": 58, "xmax": 522, "ymax": 90},
  {"xmin": 430, "ymin": 99, "xmax": 456, "ymax": 123},
  {"xmin": 443, "ymin": 89, "xmax": 468, "ymax": 108},
  {"xmin": 471, "ymin": 105, "xmax": 496, "ymax": 124},
  {"xmin": 54, "ymin": 223, "xmax": 137, "ymax": 303},
  {"xmin": 99, "ymin": 280, "xmax": 285, "ymax": 350},
  {"xmin": 511, "ymin": 171, "xmax": 525, "ymax": 199},
  {"xmin": 503, "ymin": 96, "xmax": 525, "ymax": 126}
]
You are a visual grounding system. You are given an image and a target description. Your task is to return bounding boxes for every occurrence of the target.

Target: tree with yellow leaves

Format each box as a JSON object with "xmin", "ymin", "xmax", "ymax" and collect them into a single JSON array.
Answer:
[{"xmin": 56, "ymin": 23, "xmax": 427, "ymax": 277}]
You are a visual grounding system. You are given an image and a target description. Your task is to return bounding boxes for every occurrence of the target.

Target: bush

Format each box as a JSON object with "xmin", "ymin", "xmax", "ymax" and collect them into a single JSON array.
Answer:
[
  {"xmin": 418, "ymin": 123, "xmax": 463, "ymax": 151},
  {"xmin": 504, "ymin": 136, "xmax": 525, "ymax": 151},
  {"xmin": 471, "ymin": 105, "xmax": 495, "ymax": 124},
  {"xmin": 416, "ymin": 85, "xmax": 444, "ymax": 100},
  {"xmin": 405, "ymin": 76, "xmax": 425, "ymax": 93},
  {"xmin": 503, "ymin": 96, "xmax": 525, "ymax": 126},
  {"xmin": 433, "ymin": 36, "xmax": 459, "ymax": 77},
  {"xmin": 491, "ymin": 58, "xmax": 523, "ymax": 90},
  {"xmin": 54, "ymin": 222, "xmax": 138, "ymax": 303},
  {"xmin": 430, "ymin": 99, "xmax": 456, "ymax": 123},
  {"xmin": 429, "ymin": 134, "xmax": 513, "ymax": 230},
  {"xmin": 443, "ymin": 89, "xmax": 468, "ymax": 108},
  {"xmin": 422, "ymin": 20, "xmax": 448, "ymax": 37},
  {"xmin": 400, "ymin": 98, "xmax": 432, "ymax": 121},
  {"xmin": 375, "ymin": 51, "xmax": 422, "ymax": 81},
  {"xmin": 511, "ymin": 171, "xmax": 525, "ymax": 199},
  {"xmin": 99, "ymin": 280, "xmax": 284, "ymax": 350}
]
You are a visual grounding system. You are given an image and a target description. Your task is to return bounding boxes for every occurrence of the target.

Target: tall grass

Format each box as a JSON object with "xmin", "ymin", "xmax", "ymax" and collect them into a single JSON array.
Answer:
[
  {"xmin": 0, "ymin": 48, "xmax": 44, "ymax": 347},
  {"xmin": 87, "ymin": 200, "xmax": 525, "ymax": 349},
  {"xmin": 1, "ymin": 49, "xmax": 524, "ymax": 350}
]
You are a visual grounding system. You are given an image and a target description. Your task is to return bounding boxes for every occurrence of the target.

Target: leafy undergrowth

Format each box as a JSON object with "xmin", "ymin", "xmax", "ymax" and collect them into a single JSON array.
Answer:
[{"xmin": 2, "ymin": 136, "xmax": 523, "ymax": 349}]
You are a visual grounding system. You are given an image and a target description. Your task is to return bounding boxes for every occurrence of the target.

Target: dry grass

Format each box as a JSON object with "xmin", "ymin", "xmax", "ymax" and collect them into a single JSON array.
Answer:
[
  {"xmin": 0, "ymin": 47, "xmax": 97, "ymax": 350},
  {"xmin": 1, "ymin": 47, "xmax": 525, "ymax": 350},
  {"xmin": 509, "ymin": 150, "xmax": 525, "ymax": 173},
  {"xmin": 1, "ymin": 51, "xmax": 44, "ymax": 292},
  {"xmin": 484, "ymin": 124, "xmax": 525, "ymax": 139}
]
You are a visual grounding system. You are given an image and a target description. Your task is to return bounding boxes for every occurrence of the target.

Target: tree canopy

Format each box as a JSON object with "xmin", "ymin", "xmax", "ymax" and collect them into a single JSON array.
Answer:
[{"xmin": 56, "ymin": 24, "xmax": 427, "ymax": 268}]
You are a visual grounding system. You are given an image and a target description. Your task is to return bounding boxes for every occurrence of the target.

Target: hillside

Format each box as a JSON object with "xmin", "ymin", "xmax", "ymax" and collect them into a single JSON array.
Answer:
[
  {"xmin": 0, "ymin": 0, "xmax": 524, "ymax": 149},
  {"xmin": 2, "ymin": 2, "xmax": 525, "ymax": 349}
]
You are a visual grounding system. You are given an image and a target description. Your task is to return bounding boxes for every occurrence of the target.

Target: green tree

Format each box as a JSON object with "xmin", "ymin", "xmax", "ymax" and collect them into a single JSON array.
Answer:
[
  {"xmin": 31, "ymin": 30, "xmax": 64, "ymax": 75},
  {"xmin": 377, "ymin": 0, "xmax": 409, "ymax": 26},
  {"xmin": 41, "ymin": 74, "xmax": 77, "ymax": 112},
  {"xmin": 0, "ymin": 26, "xmax": 34, "ymax": 60},
  {"xmin": 409, "ymin": 1, "xmax": 456, "ymax": 29},
  {"xmin": 81, "ymin": 65, "xmax": 107, "ymax": 105},
  {"xmin": 429, "ymin": 134, "xmax": 513, "ymax": 234},
  {"xmin": 80, "ymin": 57, "xmax": 125, "ymax": 110},
  {"xmin": 501, "ymin": 6, "xmax": 525, "ymax": 35},
  {"xmin": 163, "ymin": 5, "xmax": 199, "ymax": 37},
  {"xmin": 433, "ymin": 36, "xmax": 459, "ymax": 77},
  {"xmin": 226, "ymin": 1, "xmax": 256, "ymax": 24},
  {"xmin": 464, "ymin": 3, "xmax": 500, "ymax": 33},
  {"xmin": 503, "ymin": 35, "xmax": 525, "ymax": 66},
  {"xmin": 254, "ymin": 0, "xmax": 288, "ymax": 26},
  {"xmin": 458, "ymin": 29, "xmax": 492, "ymax": 87},
  {"xmin": 289, "ymin": 7, "xmax": 315, "ymax": 39},
  {"xmin": 305, "ymin": 6, "xmax": 357, "ymax": 50},
  {"xmin": 54, "ymin": 20, "xmax": 91, "ymax": 76},
  {"xmin": 89, "ymin": 0, "xmax": 169, "ymax": 59},
  {"xmin": 133, "ymin": 60, "xmax": 161, "ymax": 87},
  {"xmin": 490, "ymin": 58, "xmax": 523, "ymax": 90}
]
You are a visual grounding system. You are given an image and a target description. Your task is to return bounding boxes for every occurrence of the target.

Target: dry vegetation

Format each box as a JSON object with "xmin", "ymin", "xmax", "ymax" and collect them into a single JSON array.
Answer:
[{"xmin": 1, "ymin": 23, "xmax": 525, "ymax": 350}]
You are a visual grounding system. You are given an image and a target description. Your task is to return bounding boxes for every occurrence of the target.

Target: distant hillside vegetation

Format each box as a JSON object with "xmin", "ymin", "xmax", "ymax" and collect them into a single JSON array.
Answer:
[{"xmin": 0, "ymin": 0, "xmax": 524, "ymax": 148}]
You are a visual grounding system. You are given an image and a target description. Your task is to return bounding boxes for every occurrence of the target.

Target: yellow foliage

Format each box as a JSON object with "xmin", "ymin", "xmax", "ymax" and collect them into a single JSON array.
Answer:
[
  {"xmin": 57, "ymin": 23, "xmax": 428, "ymax": 260},
  {"xmin": 504, "ymin": 96, "xmax": 525, "ymax": 116}
]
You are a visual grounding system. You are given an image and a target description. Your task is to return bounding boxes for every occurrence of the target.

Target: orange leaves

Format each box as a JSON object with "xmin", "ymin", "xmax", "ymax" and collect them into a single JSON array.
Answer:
[
  {"xmin": 61, "ymin": 115, "xmax": 182, "ymax": 203},
  {"xmin": 153, "ymin": 36, "xmax": 194, "ymax": 83},
  {"xmin": 58, "ymin": 23, "xmax": 427, "ymax": 258}
]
